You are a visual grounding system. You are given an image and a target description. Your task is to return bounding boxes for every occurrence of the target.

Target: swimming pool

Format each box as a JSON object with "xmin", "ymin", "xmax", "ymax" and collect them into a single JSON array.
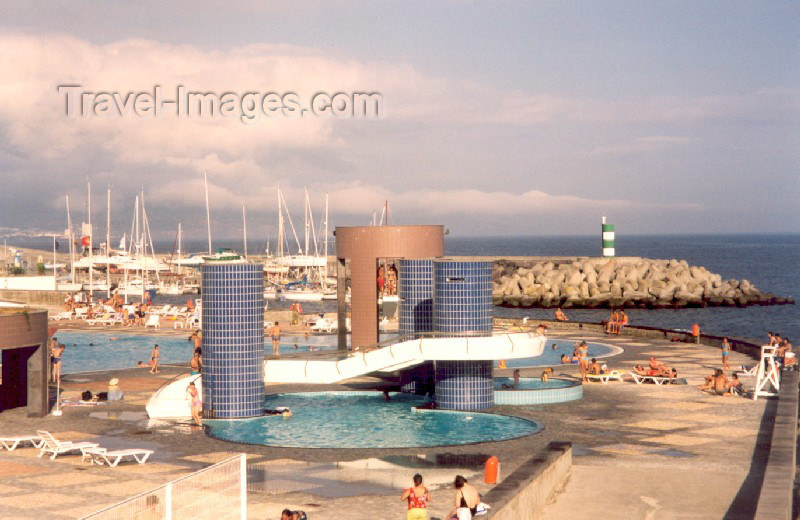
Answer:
[
  {"xmin": 493, "ymin": 378, "xmax": 583, "ymax": 405},
  {"xmin": 52, "ymin": 330, "xmax": 378, "ymax": 374},
  {"xmin": 498, "ymin": 338, "xmax": 620, "ymax": 368},
  {"xmin": 206, "ymin": 392, "xmax": 543, "ymax": 448}
]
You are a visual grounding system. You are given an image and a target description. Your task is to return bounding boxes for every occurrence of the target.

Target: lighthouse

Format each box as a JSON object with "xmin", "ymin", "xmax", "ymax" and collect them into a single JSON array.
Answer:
[{"xmin": 601, "ymin": 214, "xmax": 615, "ymax": 257}]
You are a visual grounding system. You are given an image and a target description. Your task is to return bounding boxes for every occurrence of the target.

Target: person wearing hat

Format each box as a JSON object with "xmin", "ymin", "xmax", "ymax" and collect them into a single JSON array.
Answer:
[{"xmin": 107, "ymin": 378, "xmax": 124, "ymax": 401}]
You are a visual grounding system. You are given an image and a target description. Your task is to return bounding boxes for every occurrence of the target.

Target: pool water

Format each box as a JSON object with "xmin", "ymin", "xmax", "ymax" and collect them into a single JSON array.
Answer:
[
  {"xmin": 206, "ymin": 392, "xmax": 542, "ymax": 448},
  {"xmin": 499, "ymin": 338, "xmax": 618, "ymax": 368},
  {"xmin": 52, "ymin": 331, "xmax": 374, "ymax": 374},
  {"xmin": 493, "ymin": 377, "xmax": 575, "ymax": 390}
]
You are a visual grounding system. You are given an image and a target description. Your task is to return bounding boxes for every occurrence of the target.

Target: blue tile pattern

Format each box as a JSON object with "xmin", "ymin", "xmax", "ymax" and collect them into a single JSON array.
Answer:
[
  {"xmin": 435, "ymin": 360, "xmax": 494, "ymax": 410},
  {"xmin": 201, "ymin": 263, "xmax": 264, "ymax": 418},
  {"xmin": 432, "ymin": 260, "xmax": 492, "ymax": 336},
  {"xmin": 398, "ymin": 259, "xmax": 434, "ymax": 338}
]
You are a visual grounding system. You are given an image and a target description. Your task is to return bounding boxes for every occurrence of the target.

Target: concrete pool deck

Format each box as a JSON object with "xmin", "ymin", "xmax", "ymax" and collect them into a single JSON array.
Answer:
[{"xmin": 0, "ymin": 329, "xmax": 772, "ymax": 519}]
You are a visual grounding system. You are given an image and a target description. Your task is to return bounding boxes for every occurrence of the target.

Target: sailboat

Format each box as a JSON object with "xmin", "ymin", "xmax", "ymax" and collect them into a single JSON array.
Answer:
[{"xmin": 268, "ymin": 189, "xmax": 329, "ymax": 302}]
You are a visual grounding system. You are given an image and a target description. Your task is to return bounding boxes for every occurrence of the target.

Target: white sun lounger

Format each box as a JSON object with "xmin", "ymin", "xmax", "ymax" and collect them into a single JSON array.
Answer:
[
  {"xmin": 81, "ymin": 447, "xmax": 153, "ymax": 467},
  {"xmin": 36, "ymin": 430, "xmax": 99, "ymax": 460},
  {"xmin": 144, "ymin": 314, "xmax": 161, "ymax": 329},
  {"xmin": 0, "ymin": 434, "xmax": 44, "ymax": 451},
  {"xmin": 629, "ymin": 372, "xmax": 674, "ymax": 385},
  {"xmin": 586, "ymin": 370, "xmax": 626, "ymax": 384}
]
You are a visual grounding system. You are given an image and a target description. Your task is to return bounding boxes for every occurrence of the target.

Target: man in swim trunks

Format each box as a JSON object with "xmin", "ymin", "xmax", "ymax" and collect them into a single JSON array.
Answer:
[
  {"xmin": 190, "ymin": 351, "xmax": 202, "ymax": 375},
  {"xmin": 149, "ymin": 345, "xmax": 160, "ymax": 374},
  {"xmin": 51, "ymin": 339, "xmax": 65, "ymax": 383},
  {"xmin": 271, "ymin": 322, "xmax": 281, "ymax": 356}
]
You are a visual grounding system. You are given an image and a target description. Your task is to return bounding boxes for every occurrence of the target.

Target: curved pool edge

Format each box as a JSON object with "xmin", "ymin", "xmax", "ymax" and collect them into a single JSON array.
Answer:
[
  {"xmin": 204, "ymin": 390, "xmax": 545, "ymax": 450},
  {"xmin": 493, "ymin": 377, "xmax": 583, "ymax": 405}
]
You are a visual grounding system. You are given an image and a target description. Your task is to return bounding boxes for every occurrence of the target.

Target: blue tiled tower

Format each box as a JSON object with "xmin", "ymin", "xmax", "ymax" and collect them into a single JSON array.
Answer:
[
  {"xmin": 200, "ymin": 262, "xmax": 264, "ymax": 418},
  {"xmin": 398, "ymin": 259, "xmax": 434, "ymax": 337},
  {"xmin": 398, "ymin": 259, "xmax": 435, "ymax": 394},
  {"xmin": 432, "ymin": 260, "xmax": 494, "ymax": 410},
  {"xmin": 432, "ymin": 260, "xmax": 493, "ymax": 336}
]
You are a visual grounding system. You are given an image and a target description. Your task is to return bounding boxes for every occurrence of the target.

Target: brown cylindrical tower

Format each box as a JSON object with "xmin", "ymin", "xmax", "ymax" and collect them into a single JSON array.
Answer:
[{"xmin": 335, "ymin": 225, "xmax": 444, "ymax": 349}]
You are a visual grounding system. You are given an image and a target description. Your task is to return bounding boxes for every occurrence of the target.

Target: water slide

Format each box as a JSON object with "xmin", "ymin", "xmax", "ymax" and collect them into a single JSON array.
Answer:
[
  {"xmin": 146, "ymin": 330, "xmax": 545, "ymax": 418},
  {"xmin": 263, "ymin": 330, "xmax": 545, "ymax": 384}
]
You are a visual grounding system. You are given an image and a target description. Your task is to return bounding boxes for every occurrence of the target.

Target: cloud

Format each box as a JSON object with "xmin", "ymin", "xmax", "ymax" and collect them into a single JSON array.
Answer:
[
  {"xmin": 0, "ymin": 32, "xmax": 796, "ymax": 237},
  {"xmin": 592, "ymin": 135, "xmax": 696, "ymax": 155}
]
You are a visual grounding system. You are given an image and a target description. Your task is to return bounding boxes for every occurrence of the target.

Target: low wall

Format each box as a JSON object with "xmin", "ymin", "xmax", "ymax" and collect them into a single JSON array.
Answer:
[
  {"xmin": 483, "ymin": 441, "xmax": 572, "ymax": 519},
  {"xmin": 754, "ymin": 369, "xmax": 798, "ymax": 520},
  {"xmin": 496, "ymin": 318, "xmax": 764, "ymax": 361},
  {"xmin": 0, "ymin": 289, "xmax": 70, "ymax": 308}
]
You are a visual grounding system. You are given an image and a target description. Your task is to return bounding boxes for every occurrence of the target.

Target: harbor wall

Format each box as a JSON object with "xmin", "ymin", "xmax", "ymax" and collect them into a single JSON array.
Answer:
[
  {"xmin": 0, "ymin": 289, "xmax": 69, "ymax": 308},
  {"xmin": 493, "ymin": 257, "xmax": 793, "ymax": 309}
]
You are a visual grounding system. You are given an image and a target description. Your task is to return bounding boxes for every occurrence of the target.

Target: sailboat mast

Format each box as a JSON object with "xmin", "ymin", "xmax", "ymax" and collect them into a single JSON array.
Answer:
[
  {"xmin": 323, "ymin": 193, "xmax": 329, "ymax": 288},
  {"xmin": 177, "ymin": 222, "xmax": 182, "ymax": 276},
  {"xmin": 304, "ymin": 187, "xmax": 310, "ymax": 257},
  {"xmin": 277, "ymin": 190, "xmax": 284, "ymax": 258},
  {"xmin": 66, "ymin": 195, "xmax": 75, "ymax": 282},
  {"xmin": 87, "ymin": 180, "xmax": 93, "ymax": 299},
  {"xmin": 242, "ymin": 203, "xmax": 248, "ymax": 259},
  {"xmin": 204, "ymin": 171, "xmax": 212, "ymax": 254},
  {"xmin": 106, "ymin": 187, "xmax": 111, "ymax": 298}
]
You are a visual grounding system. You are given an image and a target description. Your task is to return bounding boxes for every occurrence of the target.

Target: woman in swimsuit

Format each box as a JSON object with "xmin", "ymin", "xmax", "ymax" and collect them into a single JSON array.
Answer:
[
  {"xmin": 401, "ymin": 473, "xmax": 431, "ymax": 520},
  {"xmin": 187, "ymin": 381, "xmax": 202, "ymax": 426},
  {"xmin": 721, "ymin": 338, "xmax": 731, "ymax": 370},
  {"xmin": 449, "ymin": 475, "xmax": 479, "ymax": 520}
]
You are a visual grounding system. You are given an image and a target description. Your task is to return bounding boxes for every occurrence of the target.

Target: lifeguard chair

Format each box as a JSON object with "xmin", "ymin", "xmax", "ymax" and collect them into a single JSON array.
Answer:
[{"xmin": 753, "ymin": 345, "xmax": 780, "ymax": 400}]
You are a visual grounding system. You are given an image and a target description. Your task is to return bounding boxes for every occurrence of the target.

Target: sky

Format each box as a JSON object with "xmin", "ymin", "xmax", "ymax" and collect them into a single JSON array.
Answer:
[{"xmin": 0, "ymin": 1, "xmax": 798, "ymax": 244}]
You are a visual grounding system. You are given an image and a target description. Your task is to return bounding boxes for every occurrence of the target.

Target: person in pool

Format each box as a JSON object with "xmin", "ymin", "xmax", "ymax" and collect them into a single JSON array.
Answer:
[
  {"xmin": 560, "ymin": 354, "xmax": 570, "ymax": 364},
  {"xmin": 541, "ymin": 367, "xmax": 553, "ymax": 382},
  {"xmin": 551, "ymin": 343, "xmax": 558, "ymax": 350}
]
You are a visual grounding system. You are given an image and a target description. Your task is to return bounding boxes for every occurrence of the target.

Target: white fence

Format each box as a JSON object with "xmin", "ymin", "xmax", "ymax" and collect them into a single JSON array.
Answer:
[{"xmin": 81, "ymin": 454, "xmax": 246, "ymax": 520}]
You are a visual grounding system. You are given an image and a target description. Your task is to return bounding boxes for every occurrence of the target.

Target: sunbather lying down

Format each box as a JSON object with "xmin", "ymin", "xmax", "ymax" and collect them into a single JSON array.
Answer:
[{"xmin": 633, "ymin": 364, "xmax": 673, "ymax": 378}]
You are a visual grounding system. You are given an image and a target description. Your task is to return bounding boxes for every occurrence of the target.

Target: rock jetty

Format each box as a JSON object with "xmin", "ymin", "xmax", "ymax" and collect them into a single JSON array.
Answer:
[{"xmin": 493, "ymin": 257, "xmax": 794, "ymax": 309}]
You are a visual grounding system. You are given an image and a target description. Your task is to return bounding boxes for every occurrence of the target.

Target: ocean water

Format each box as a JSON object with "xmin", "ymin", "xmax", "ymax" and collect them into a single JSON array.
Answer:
[{"xmin": 446, "ymin": 234, "xmax": 799, "ymax": 342}]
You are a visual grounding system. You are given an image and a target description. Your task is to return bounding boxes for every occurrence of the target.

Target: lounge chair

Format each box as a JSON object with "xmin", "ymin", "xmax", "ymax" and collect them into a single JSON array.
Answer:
[
  {"xmin": 36, "ymin": 430, "xmax": 99, "ymax": 460},
  {"xmin": 739, "ymin": 364, "xmax": 758, "ymax": 377},
  {"xmin": 628, "ymin": 371, "xmax": 674, "ymax": 385},
  {"xmin": 81, "ymin": 447, "xmax": 153, "ymax": 467},
  {"xmin": 144, "ymin": 314, "xmax": 160, "ymax": 329},
  {"xmin": 586, "ymin": 370, "xmax": 626, "ymax": 384},
  {"xmin": 310, "ymin": 317, "xmax": 335, "ymax": 333},
  {"xmin": 0, "ymin": 434, "xmax": 44, "ymax": 451},
  {"xmin": 51, "ymin": 311, "xmax": 75, "ymax": 321},
  {"xmin": 86, "ymin": 313, "xmax": 118, "ymax": 326}
]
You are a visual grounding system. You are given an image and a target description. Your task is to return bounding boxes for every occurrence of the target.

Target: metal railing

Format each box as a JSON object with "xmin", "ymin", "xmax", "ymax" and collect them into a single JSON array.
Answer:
[{"xmin": 81, "ymin": 454, "xmax": 246, "ymax": 520}]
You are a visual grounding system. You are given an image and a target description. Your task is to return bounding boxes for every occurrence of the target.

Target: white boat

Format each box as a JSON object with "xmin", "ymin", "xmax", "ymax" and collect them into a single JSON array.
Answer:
[{"xmin": 280, "ymin": 289, "xmax": 324, "ymax": 302}]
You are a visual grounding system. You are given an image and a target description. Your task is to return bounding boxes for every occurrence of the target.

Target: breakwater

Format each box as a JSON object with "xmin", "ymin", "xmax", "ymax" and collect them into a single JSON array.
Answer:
[{"xmin": 493, "ymin": 257, "xmax": 794, "ymax": 309}]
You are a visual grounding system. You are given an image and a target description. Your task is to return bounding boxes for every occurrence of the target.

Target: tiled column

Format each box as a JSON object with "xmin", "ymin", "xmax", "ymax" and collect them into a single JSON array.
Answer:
[
  {"xmin": 434, "ymin": 360, "xmax": 494, "ymax": 410},
  {"xmin": 398, "ymin": 259, "xmax": 434, "ymax": 337},
  {"xmin": 432, "ymin": 260, "xmax": 494, "ymax": 410},
  {"xmin": 201, "ymin": 263, "xmax": 264, "ymax": 418}
]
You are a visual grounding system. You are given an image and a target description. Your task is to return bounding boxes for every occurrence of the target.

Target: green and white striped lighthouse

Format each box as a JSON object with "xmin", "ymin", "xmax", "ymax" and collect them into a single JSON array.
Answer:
[{"xmin": 601, "ymin": 214, "xmax": 615, "ymax": 257}]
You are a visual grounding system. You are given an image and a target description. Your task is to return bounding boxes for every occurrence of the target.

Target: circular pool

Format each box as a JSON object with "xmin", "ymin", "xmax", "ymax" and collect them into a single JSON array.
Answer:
[
  {"xmin": 206, "ymin": 392, "xmax": 542, "ymax": 448},
  {"xmin": 498, "ymin": 338, "xmax": 620, "ymax": 368},
  {"xmin": 493, "ymin": 378, "xmax": 583, "ymax": 405}
]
